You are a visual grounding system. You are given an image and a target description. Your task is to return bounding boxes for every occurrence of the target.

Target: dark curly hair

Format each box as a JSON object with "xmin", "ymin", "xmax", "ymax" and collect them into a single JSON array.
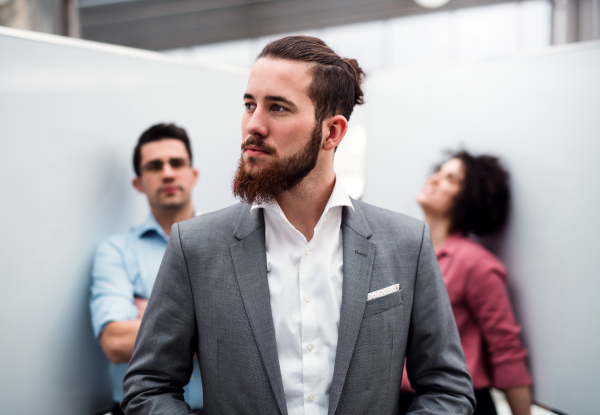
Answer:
[{"xmin": 444, "ymin": 150, "xmax": 511, "ymax": 236}]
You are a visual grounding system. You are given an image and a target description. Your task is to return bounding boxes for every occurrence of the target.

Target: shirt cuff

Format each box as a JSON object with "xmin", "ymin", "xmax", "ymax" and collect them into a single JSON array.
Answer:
[
  {"xmin": 93, "ymin": 308, "xmax": 138, "ymax": 340},
  {"xmin": 492, "ymin": 359, "xmax": 533, "ymax": 390}
]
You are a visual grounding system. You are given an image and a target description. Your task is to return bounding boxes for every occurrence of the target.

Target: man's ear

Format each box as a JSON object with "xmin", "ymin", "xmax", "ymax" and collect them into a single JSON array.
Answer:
[
  {"xmin": 192, "ymin": 168, "xmax": 199, "ymax": 186},
  {"xmin": 322, "ymin": 115, "xmax": 348, "ymax": 151},
  {"xmin": 132, "ymin": 176, "xmax": 143, "ymax": 193}
]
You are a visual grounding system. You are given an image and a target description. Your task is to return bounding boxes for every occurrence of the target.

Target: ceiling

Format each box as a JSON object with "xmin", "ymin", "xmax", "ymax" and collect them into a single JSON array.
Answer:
[{"xmin": 80, "ymin": 0, "xmax": 517, "ymax": 51}]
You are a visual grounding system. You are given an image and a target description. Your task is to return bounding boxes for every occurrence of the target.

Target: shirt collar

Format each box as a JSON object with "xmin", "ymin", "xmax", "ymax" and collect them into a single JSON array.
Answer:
[
  {"xmin": 250, "ymin": 177, "xmax": 354, "ymax": 217},
  {"xmin": 325, "ymin": 177, "xmax": 354, "ymax": 213},
  {"xmin": 136, "ymin": 213, "xmax": 168, "ymax": 241},
  {"xmin": 437, "ymin": 233, "xmax": 464, "ymax": 258},
  {"xmin": 135, "ymin": 210, "xmax": 201, "ymax": 241}
]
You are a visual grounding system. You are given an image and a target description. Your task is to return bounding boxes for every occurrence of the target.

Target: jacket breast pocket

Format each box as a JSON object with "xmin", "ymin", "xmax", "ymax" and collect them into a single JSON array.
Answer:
[{"xmin": 363, "ymin": 289, "xmax": 403, "ymax": 318}]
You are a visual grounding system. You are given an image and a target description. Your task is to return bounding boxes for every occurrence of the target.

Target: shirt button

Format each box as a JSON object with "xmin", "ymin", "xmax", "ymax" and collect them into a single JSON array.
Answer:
[
  {"xmin": 306, "ymin": 344, "xmax": 313, "ymax": 351},
  {"xmin": 308, "ymin": 394, "xmax": 315, "ymax": 402},
  {"xmin": 304, "ymin": 295, "xmax": 311, "ymax": 302},
  {"xmin": 305, "ymin": 246, "xmax": 311, "ymax": 255}
]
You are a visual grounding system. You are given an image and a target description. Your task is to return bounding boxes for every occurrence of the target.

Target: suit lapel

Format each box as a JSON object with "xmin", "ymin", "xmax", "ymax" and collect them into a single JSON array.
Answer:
[
  {"xmin": 230, "ymin": 205, "xmax": 288, "ymax": 415},
  {"xmin": 328, "ymin": 202, "xmax": 376, "ymax": 415}
]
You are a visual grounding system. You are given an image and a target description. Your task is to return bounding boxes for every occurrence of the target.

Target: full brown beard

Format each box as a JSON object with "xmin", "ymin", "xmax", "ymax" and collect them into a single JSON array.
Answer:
[{"xmin": 232, "ymin": 122, "xmax": 322, "ymax": 205}]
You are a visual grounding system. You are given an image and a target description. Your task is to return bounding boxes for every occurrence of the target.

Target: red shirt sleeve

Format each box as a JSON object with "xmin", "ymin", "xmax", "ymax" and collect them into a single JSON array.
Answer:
[{"xmin": 464, "ymin": 256, "xmax": 532, "ymax": 389}]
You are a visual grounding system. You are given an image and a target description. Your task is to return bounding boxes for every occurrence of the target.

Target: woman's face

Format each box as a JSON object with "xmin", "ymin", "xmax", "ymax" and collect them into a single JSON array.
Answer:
[{"xmin": 417, "ymin": 158, "xmax": 465, "ymax": 218}]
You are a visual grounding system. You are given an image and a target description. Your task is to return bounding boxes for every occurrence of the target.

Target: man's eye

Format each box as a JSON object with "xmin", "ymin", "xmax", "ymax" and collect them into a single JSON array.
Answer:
[
  {"xmin": 144, "ymin": 161, "xmax": 163, "ymax": 171},
  {"xmin": 169, "ymin": 158, "xmax": 186, "ymax": 169},
  {"xmin": 272, "ymin": 105, "xmax": 287, "ymax": 113},
  {"xmin": 244, "ymin": 103, "xmax": 255, "ymax": 110}
]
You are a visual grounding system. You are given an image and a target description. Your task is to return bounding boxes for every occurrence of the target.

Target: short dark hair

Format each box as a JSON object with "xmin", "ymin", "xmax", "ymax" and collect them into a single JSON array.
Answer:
[
  {"xmin": 133, "ymin": 123, "xmax": 192, "ymax": 176},
  {"xmin": 258, "ymin": 36, "xmax": 365, "ymax": 124},
  {"xmin": 446, "ymin": 150, "xmax": 511, "ymax": 237}
]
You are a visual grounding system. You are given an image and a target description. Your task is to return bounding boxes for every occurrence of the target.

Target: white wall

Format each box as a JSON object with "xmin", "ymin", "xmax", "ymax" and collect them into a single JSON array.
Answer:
[
  {"xmin": 0, "ymin": 27, "xmax": 247, "ymax": 414},
  {"xmin": 364, "ymin": 42, "xmax": 600, "ymax": 415}
]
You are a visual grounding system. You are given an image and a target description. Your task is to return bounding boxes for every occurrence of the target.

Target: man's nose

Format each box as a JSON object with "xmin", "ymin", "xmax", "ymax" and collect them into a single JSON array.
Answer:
[
  {"xmin": 161, "ymin": 162, "xmax": 176, "ymax": 179},
  {"xmin": 245, "ymin": 107, "xmax": 269, "ymax": 138}
]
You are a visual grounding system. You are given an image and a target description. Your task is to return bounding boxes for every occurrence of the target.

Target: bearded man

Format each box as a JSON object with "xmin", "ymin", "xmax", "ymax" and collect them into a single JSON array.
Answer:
[{"xmin": 122, "ymin": 36, "xmax": 475, "ymax": 415}]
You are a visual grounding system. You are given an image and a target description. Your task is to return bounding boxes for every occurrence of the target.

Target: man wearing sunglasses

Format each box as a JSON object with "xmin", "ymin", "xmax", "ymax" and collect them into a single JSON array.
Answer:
[{"xmin": 89, "ymin": 123, "xmax": 203, "ymax": 414}]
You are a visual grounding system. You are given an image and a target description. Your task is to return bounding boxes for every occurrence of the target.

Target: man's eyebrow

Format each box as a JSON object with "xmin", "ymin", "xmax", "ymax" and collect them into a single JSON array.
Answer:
[
  {"xmin": 243, "ymin": 93, "xmax": 296, "ymax": 107},
  {"xmin": 265, "ymin": 95, "xmax": 296, "ymax": 107}
]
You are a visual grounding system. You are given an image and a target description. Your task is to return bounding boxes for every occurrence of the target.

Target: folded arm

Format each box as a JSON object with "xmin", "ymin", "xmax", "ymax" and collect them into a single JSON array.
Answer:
[
  {"xmin": 405, "ymin": 224, "xmax": 475, "ymax": 414},
  {"xmin": 90, "ymin": 239, "xmax": 144, "ymax": 364},
  {"xmin": 99, "ymin": 298, "xmax": 147, "ymax": 364}
]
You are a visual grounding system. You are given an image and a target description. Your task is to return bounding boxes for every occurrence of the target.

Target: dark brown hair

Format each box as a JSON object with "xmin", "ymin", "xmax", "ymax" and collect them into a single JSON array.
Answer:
[
  {"xmin": 258, "ymin": 36, "xmax": 365, "ymax": 124},
  {"xmin": 446, "ymin": 150, "xmax": 511, "ymax": 236},
  {"xmin": 133, "ymin": 123, "xmax": 192, "ymax": 176}
]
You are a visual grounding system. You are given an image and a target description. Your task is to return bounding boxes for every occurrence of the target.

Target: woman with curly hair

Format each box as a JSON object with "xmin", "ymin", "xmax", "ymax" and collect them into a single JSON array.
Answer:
[{"xmin": 400, "ymin": 151, "xmax": 532, "ymax": 415}]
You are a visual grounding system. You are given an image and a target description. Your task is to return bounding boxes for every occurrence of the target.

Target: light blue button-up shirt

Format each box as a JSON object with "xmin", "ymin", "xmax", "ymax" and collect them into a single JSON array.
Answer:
[{"xmin": 90, "ymin": 214, "xmax": 203, "ymax": 408}]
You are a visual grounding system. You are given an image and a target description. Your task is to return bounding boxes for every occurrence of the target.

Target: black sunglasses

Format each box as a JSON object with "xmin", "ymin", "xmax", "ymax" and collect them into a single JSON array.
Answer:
[{"xmin": 141, "ymin": 158, "xmax": 190, "ymax": 173}]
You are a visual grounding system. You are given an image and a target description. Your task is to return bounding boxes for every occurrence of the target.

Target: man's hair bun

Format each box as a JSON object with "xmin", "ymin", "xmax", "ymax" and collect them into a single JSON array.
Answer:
[{"xmin": 342, "ymin": 58, "xmax": 365, "ymax": 107}]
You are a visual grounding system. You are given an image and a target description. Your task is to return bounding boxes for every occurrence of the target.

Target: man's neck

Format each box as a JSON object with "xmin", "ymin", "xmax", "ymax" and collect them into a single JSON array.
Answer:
[
  {"xmin": 276, "ymin": 168, "xmax": 336, "ymax": 243},
  {"xmin": 423, "ymin": 212, "xmax": 452, "ymax": 253},
  {"xmin": 150, "ymin": 202, "xmax": 195, "ymax": 237}
]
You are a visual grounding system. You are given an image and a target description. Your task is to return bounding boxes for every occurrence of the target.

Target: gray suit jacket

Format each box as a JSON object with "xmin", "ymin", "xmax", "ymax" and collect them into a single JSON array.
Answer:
[{"xmin": 122, "ymin": 201, "xmax": 475, "ymax": 414}]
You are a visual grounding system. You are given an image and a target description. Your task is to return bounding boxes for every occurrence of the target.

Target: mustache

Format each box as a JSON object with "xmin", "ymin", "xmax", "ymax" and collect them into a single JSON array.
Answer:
[
  {"xmin": 233, "ymin": 123, "xmax": 322, "ymax": 205},
  {"xmin": 241, "ymin": 137, "xmax": 277, "ymax": 155}
]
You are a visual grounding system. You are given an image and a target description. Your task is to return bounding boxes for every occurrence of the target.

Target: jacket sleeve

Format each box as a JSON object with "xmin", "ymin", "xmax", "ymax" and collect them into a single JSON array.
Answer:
[
  {"xmin": 404, "ymin": 224, "xmax": 476, "ymax": 414},
  {"xmin": 122, "ymin": 223, "xmax": 197, "ymax": 414}
]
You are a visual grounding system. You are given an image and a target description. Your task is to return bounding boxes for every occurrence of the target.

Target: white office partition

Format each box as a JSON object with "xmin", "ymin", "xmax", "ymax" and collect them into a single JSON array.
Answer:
[
  {"xmin": 0, "ymin": 27, "xmax": 247, "ymax": 414},
  {"xmin": 365, "ymin": 42, "xmax": 600, "ymax": 415}
]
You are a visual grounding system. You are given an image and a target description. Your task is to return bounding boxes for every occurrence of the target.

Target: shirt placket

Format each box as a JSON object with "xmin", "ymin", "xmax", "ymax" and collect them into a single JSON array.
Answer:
[
  {"xmin": 298, "ymin": 239, "xmax": 317, "ymax": 413},
  {"xmin": 300, "ymin": 217, "xmax": 331, "ymax": 415}
]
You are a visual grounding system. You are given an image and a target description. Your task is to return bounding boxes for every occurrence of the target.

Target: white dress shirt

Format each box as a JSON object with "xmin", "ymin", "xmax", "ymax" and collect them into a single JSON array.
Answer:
[{"xmin": 251, "ymin": 179, "xmax": 354, "ymax": 415}]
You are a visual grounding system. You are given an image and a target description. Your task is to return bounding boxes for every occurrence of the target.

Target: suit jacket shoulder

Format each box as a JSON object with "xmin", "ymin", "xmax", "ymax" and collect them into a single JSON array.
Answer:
[{"xmin": 178, "ymin": 203, "xmax": 245, "ymax": 235}]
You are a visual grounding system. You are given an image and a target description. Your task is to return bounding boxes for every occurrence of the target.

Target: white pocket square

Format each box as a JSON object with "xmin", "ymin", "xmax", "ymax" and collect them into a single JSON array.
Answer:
[{"xmin": 367, "ymin": 284, "xmax": 400, "ymax": 301}]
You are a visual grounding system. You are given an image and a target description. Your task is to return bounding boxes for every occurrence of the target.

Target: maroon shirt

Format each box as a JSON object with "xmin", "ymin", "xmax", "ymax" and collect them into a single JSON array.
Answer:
[{"xmin": 402, "ymin": 234, "xmax": 532, "ymax": 391}]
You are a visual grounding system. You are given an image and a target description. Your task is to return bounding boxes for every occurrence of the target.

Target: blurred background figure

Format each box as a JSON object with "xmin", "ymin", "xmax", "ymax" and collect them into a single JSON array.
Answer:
[
  {"xmin": 89, "ymin": 123, "xmax": 203, "ymax": 415},
  {"xmin": 400, "ymin": 150, "xmax": 532, "ymax": 415}
]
